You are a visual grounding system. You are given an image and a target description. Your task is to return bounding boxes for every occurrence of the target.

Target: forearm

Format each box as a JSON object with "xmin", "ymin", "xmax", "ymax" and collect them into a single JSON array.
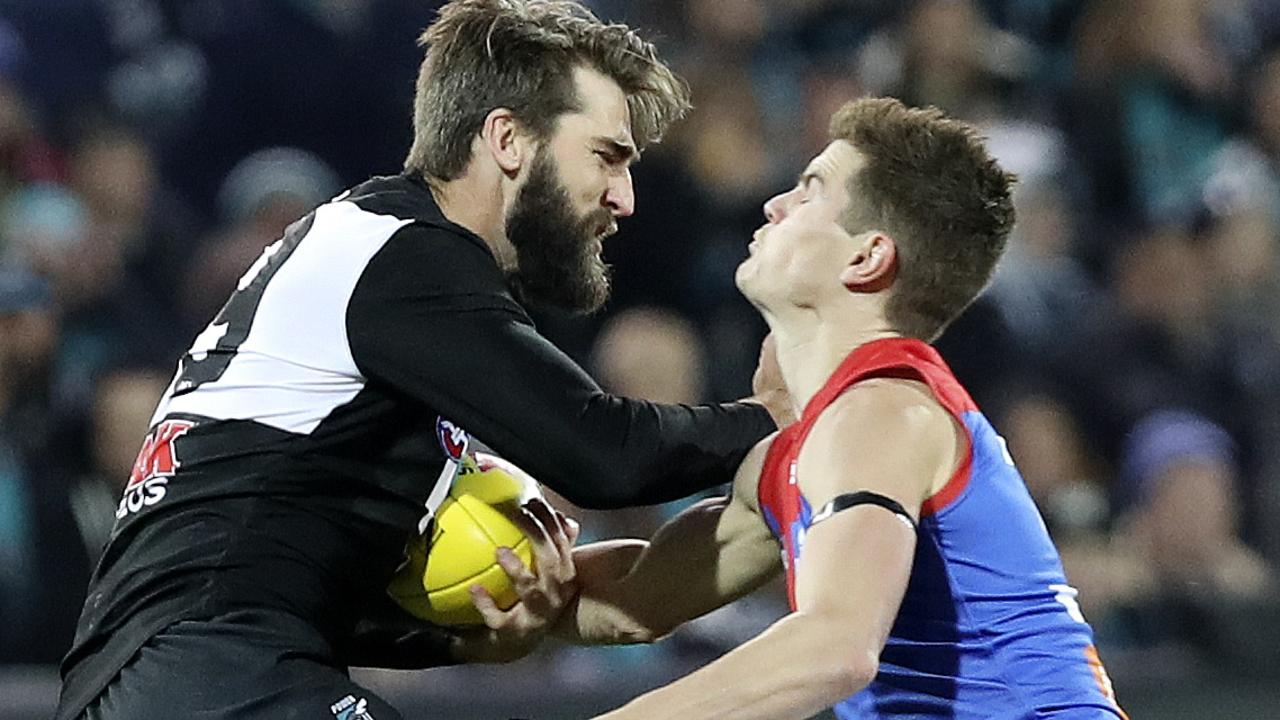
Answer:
[
  {"xmin": 357, "ymin": 308, "xmax": 774, "ymax": 509},
  {"xmin": 596, "ymin": 611, "xmax": 876, "ymax": 720},
  {"xmin": 347, "ymin": 229, "xmax": 775, "ymax": 509},
  {"xmin": 560, "ymin": 539, "xmax": 696, "ymax": 646},
  {"xmin": 564, "ymin": 498, "xmax": 780, "ymax": 645},
  {"xmin": 556, "ymin": 539, "xmax": 659, "ymax": 645},
  {"xmin": 475, "ymin": 380, "xmax": 774, "ymax": 509}
]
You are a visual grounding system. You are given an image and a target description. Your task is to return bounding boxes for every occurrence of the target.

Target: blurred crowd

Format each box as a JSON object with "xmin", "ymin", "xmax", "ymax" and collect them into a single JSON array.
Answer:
[{"xmin": 2, "ymin": 0, "xmax": 1279, "ymax": 695}]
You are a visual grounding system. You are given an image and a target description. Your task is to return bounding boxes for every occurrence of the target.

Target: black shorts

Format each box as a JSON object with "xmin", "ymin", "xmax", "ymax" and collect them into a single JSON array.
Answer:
[{"xmin": 80, "ymin": 608, "xmax": 403, "ymax": 720}]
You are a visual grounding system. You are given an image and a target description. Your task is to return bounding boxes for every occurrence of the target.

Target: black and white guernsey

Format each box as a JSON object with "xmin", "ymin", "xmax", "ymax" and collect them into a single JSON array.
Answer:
[{"xmin": 57, "ymin": 173, "xmax": 774, "ymax": 720}]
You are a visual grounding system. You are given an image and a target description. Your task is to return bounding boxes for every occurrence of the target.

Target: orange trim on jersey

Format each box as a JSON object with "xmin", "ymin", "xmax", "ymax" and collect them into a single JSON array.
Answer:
[{"xmin": 1084, "ymin": 644, "xmax": 1129, "ymax": 719}]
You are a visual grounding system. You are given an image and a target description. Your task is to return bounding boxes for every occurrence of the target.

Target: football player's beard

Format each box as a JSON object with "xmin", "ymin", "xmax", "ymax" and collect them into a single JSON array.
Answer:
[{"xmin": 505, "ymin": 151, "xmax": 613, "ymax": 314}]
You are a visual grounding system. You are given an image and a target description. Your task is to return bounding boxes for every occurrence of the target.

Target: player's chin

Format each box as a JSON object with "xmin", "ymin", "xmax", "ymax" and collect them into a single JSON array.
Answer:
[
  {"xmin": 734, "ymin": 257, "xmax": 758, "ymax": 295},
  {"xmin": 556, "ymin": 258, "xmax": 611, "ymax": 314},
  {"xmin": 578, "ymin": 265, "xmax": 611, "ymax": 314}
]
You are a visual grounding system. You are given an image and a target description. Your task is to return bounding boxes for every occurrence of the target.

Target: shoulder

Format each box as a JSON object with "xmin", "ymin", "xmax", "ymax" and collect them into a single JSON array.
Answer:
[
  {"xmin": 820, "ymin": 378, "xmax": 955, "ymax": 441},
  {"xmin": 342, "ymin": 174, "xmax": 454, "ymax": 227},
  {"xmin": 349, "ymin": 222, "xmax": 526, "ymax": 319},
  {"xmin": 798, "ymin": 378, "xmax": 961, "ymax": 511},
  {"xmin": 375, "ymin": 221, "xmax": 499, "ymax": 267}
]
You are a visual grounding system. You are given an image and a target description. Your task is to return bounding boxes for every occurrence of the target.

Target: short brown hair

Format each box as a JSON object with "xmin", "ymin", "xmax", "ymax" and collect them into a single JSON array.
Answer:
[
  {"xmin": 831, "ymin": 98, "xmax": 1016, "ymax": 340},
  {"xmin": 405, "ymin": 0, "xmax": 691, "ymax": 181}
]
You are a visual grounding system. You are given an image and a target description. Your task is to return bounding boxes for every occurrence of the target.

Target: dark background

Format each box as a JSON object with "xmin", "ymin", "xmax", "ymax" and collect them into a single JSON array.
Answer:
[{"xmin": 2, "ymin": 0, "xmax": 1279, "ymax": 717}]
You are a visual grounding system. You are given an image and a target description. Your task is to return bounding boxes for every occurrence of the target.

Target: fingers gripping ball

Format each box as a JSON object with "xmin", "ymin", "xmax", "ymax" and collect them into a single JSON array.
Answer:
[{"xmin": 388, "ymin": 453, "xmax": 543, "ymax": 626}]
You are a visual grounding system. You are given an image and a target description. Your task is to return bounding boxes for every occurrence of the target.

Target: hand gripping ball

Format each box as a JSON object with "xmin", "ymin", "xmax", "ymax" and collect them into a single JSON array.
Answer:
[{"xmin": 387, "ymin": 453, "xmax": 542, "ymax": 626}]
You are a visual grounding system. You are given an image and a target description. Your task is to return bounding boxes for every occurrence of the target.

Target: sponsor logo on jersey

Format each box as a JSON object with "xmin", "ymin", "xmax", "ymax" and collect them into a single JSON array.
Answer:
[
  {"xmin": 330, "ymin": 694, "xmax": 375, "ymax": 720},
  {"xmin": 117, "ymin": 419, "xmax": 194, "ymax": 519},
  {"xmin": 436, "ymin": 416, "xmax": 469, "ymax": 461}
]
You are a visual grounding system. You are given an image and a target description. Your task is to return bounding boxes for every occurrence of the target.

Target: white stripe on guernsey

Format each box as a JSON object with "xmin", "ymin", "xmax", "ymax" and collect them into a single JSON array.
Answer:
[{"xmin": 156, "ymin": 201, "xmax": 413, "ymax": 434}]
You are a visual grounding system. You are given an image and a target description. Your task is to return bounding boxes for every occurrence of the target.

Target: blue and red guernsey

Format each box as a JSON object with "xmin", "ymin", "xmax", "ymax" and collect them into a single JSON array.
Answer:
[{"xmin": 758, "ymin": 337, "xmax": 1127, "ymax": 719}]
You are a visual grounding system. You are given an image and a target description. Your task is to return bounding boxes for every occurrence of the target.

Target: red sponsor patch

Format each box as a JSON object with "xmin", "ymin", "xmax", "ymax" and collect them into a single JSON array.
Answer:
[{"xmin": 127, "ymin": 419, "xmax": 195, "ymax": 489}]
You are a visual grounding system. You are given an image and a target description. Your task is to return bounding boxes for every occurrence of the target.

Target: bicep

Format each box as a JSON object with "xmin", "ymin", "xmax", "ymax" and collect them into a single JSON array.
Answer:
[
  {"xmin": 795, "ymin": 380, "xmax": 959, "ymax": 523},
  {"xmin": 345, "ymin": 231, "xmax": 604, "ymax": 450},
  {"xmin": 709, "ymin": 488, "xmax": 785, "ymax": 603},
  {"xmin": 788, "ymin": 381, "xmax": 957, "ymax": 653},
  {"xmin": 358, "ymin": 306, "xmax": 755, "ymax": 507},
  {"xmin": 354, "ymin": 305, "xmax": 612, "ymax": 469},
  {"xmin": 793, "ymin": 505, "xmax": 916, "ymax": 656},
  {"xmin": 569, "ymin": 440, "xmax": 781, "ymax": 642}
]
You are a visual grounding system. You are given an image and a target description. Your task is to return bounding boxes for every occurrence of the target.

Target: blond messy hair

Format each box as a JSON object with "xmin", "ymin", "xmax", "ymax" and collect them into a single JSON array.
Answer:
[{"xmin": 405, "ymin": 0, "xmax": 691, "ymax": 181}]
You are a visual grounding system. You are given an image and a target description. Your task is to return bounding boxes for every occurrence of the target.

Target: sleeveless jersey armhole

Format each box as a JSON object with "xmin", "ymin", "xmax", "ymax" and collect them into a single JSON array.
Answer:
[{"xmin": 805, "ymin": 362, "xmax": 975, "ymax": 519}]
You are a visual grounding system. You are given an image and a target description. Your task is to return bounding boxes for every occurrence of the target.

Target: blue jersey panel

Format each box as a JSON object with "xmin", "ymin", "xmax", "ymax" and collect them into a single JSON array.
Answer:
[{"xmin": 835, "ymin": 411, "xmax": 1123, "ymax": 719}]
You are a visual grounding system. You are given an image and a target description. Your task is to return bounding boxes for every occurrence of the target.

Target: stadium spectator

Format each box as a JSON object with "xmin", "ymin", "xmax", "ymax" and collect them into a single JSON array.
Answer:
[
  {"xmin": 0, "ymin": 266, "xmax": 88, "ymax": 663},
  {"xmin": 1066, "ymin": 410, "xmax": 1277, "ymax": 674},
  {"xmin": 581, "ymin": 306, "xmax": 711, "ymax": 538},
  {"xmin": 0, "ymin": 0, "xmax": 1278, "ymax": 716},
  {"xmin": 999, "ymin": 388, "xmax": 1109, "ymax": 541},
  {"xmin": 68, "ymin": 365, "xmax": 173, "ymax": 565},
  {"xmin": 1117, "ymin": 410, "xmax": 1272, "ymax": 601},
  {"xmin": 183, "ymin": 146, "xmax": 341, "ymax": 328}
]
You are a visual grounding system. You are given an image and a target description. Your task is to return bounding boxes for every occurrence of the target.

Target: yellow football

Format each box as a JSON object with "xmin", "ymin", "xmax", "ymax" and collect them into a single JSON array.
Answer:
[{"xmin": 387, "ymin": 453, "xmax": 542, "ymax": 626}]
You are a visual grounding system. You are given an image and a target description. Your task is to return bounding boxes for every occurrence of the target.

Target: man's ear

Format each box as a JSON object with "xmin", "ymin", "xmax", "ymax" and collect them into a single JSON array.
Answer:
[
  {"xmin": 481, "ymin": 108, "xmax": 534, "ymax": 178},
  {"xmin": 839, "ymin": 232, "xmax": 897, "ymax": 292}
]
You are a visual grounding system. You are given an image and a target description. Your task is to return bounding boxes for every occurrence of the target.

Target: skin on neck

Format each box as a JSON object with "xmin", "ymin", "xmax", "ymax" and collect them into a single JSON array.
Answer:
[
  {"xmin": 762, "ymin": 297, "xmax": 900, "ymax": 420},
  {"xmin": 428, "ymin": 125, "xmax": 533, "ymax": 273}
]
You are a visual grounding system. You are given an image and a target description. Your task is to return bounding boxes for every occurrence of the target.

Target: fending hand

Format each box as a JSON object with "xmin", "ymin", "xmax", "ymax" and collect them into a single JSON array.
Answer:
[
  {"xmin": 450, "ymin": 497, "xmax": 581, "ymax": 663},
  {"xmin": 750, "ymin": 333, "xmax": 795, "ymax": 427}
]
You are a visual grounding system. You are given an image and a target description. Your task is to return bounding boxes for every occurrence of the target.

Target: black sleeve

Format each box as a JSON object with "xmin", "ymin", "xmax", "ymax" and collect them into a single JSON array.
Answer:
[{"xmin": 346, "ymin": 225, "xmax": 775, "ymax": 509}]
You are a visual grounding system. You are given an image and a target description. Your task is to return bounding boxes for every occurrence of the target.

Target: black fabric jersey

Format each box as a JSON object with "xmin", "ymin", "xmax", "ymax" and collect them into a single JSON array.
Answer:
[{"xmin": 56, "ymin": 174, "xmax": 774, "ymax": 719}]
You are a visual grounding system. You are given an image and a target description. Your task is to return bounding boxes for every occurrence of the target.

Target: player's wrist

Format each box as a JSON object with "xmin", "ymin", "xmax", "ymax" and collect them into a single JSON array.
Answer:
[{"xmin": 548, "ymin": 592, "xmax": 585, "ymax": 643}]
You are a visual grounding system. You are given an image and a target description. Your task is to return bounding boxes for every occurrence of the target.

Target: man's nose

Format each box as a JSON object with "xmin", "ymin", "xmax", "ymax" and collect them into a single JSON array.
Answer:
[
  {"xmin": 605, "ymin": 169, "xmax": 635, "ymax": 218},
  {"xmin": 763, "ymin": 192, "xmax": 789, "ymax": 224}
]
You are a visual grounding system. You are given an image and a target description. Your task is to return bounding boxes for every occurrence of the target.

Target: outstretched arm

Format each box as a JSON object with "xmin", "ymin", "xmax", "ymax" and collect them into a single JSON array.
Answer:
[
  {"xmin": 594, "ymin": 379, "xmax": 961, "ymax": 720},
  {"xmin": 346, "ymin": 227, "xmax": 777, "ymax": 510},
  {"xmin": 558, "ymin": 436, "xmax": 783, "ymax": 645}
]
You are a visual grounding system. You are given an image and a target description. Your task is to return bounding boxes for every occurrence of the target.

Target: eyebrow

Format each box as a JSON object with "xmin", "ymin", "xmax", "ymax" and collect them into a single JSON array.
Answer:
[
  {"xmin": 595, "ymin": 137, "xmax": 638, "ymax": 164},
  {"xmin": 798, "ymin": 169, "xmax": 825, "ymax": 188}
]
